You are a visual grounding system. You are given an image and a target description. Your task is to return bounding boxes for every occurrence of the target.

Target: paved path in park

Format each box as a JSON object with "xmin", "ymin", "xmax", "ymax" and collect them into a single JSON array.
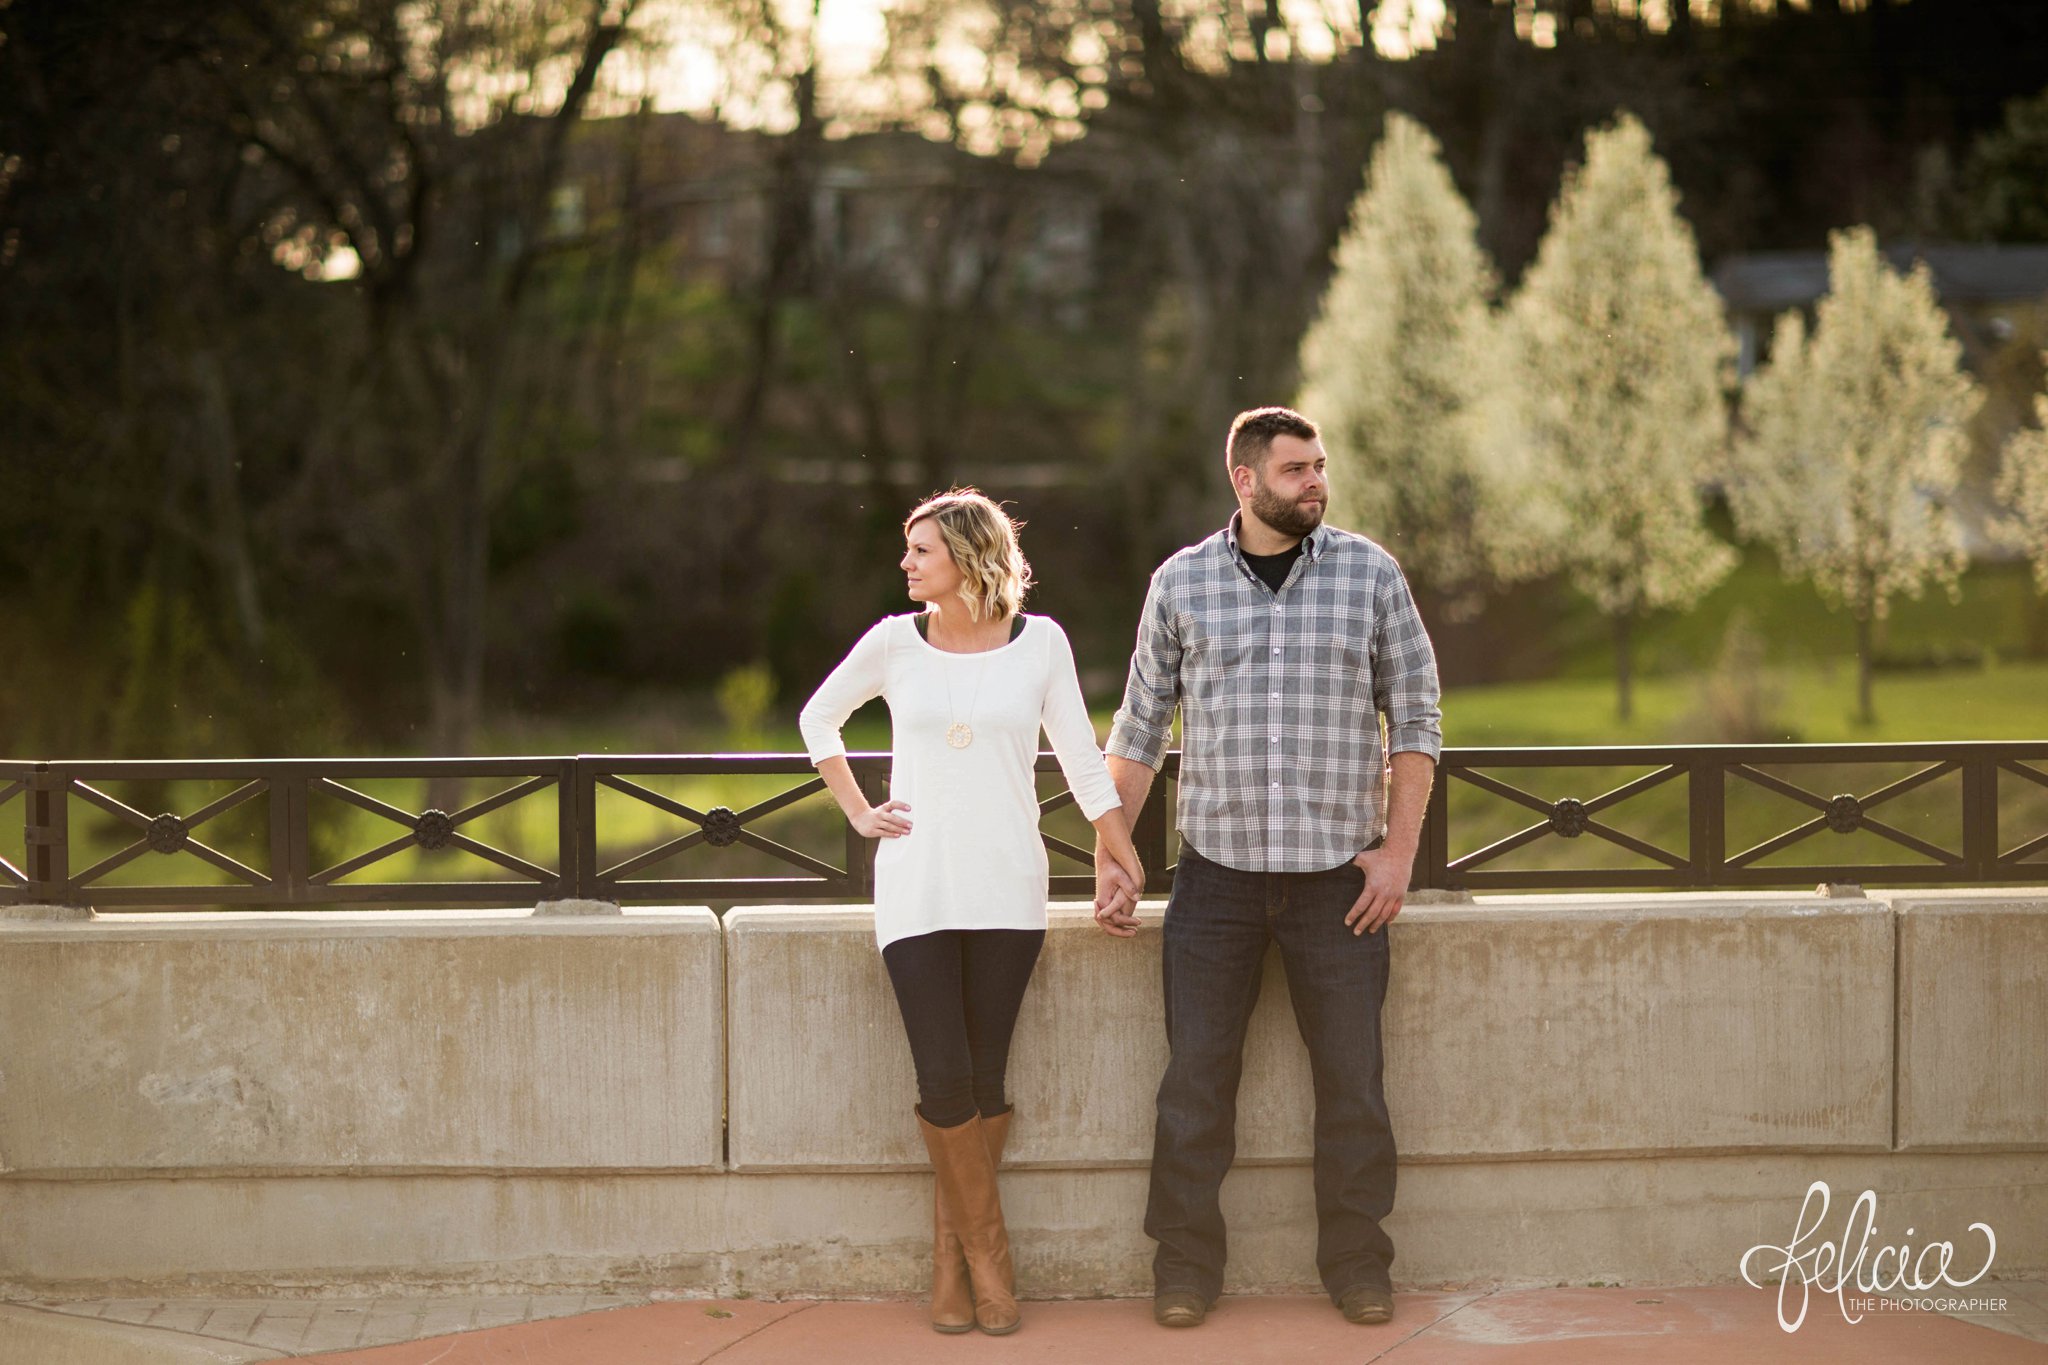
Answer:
[{"xmin": 10, "ymin": 1283, "xmax": 2047, "ymax": 1363}]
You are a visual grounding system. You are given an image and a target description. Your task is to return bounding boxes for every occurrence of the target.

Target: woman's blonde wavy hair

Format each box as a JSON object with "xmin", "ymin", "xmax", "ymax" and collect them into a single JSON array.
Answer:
[{"xmin": 904, "ymin": 488, "xmax": 1033, "ymax": 623}]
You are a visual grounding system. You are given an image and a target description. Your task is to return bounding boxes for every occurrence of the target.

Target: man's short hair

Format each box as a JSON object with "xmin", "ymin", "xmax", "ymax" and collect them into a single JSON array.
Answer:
[{"xmin": 1226, "ymin": 407, "xmax": 1319, "ymax": 473}]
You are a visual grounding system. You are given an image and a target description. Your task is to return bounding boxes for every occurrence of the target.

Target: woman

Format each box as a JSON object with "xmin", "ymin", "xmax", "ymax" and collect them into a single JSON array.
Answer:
[{"xmin": 799, "ymin": 489, "xmax": 1145, "ymax": 1337}]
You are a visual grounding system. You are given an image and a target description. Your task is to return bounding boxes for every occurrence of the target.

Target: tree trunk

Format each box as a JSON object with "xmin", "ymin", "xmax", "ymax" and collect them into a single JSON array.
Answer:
[
  {"xmin": 190, "ymin": 348, "xmax": 266, "ymax": 664},
  {"xmin": 1613, "ymin": 610, "xmax": 1634, "ymax": 723},
  {"xmin": 913, "ymin": 187, "xmax": 1016, "ymax": 494},
  {"xmin": 427, "ymin": 674, "xmax": 479, "ymax": 763},
  {"xmin": 1471, "ymin": 12, "xmax": 1516, "ymax": 269},
  {"xmin": 727, "ymin": 5, "xmax": 823, "ymax": 466},
  {"xmin": 424, "ymin": 677, "xmax": 477, "ymax": 816}
]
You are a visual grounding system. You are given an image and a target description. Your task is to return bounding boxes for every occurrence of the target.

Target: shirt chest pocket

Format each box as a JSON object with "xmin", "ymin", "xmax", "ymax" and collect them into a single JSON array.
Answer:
[
  {"xmin": 1310, "ymin": 589, "xmax": 1376, "ymax": 699},
  {"xmin": 1177, "ymin": 611, "xmax": 1267, "ymax": 693},
  {"xmin": 1308, "ymin": 620, "xmax": 1374, "ymax": 699}
]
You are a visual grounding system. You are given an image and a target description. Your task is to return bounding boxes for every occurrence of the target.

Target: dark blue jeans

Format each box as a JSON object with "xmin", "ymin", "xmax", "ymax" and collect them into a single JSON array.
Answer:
[{"xmin": 1145, "ymin": 844, "xmax": 1396, "ymax": 1304}]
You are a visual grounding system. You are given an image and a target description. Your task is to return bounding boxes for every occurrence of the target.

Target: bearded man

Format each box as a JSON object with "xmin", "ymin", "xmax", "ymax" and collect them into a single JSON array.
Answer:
[{"xmin": 1093, "ymin": 405, "xmax": 1442, "ymax": 1329}]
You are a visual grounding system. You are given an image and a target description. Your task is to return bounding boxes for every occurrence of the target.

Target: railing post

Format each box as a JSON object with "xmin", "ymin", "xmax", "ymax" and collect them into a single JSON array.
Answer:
[
  {"xmin": 848, "ymin": 759, "xmax": 887, "ymax": 898},
  {"xmin": 267, "ymin": 773, "xmax": 305, "ymax": 904},
  {"xmin": 557, "ymin": 757, "xmax": 579, "ymax": 901},
  {"xmin": 1133, "ymin": 770, "xmax": 1171, "ymax": 895},
  {"xmin": 574, "ymin": 756, "xmax": 600, "ymax": 900},
  {"xmin": 23, "ymin": 763, "xmax": 70, "ymax": 906},
  {"xmin": 1418, "ymin": 760, "xmax": 1450, "ymax": 891},
  {"xmin": 1688, "ymin": 757, "xmax": 1724, "ymax": 887},
  {"xmin": 1962, "ymin": 753, "xmax": 1998, "ymax": 880}
]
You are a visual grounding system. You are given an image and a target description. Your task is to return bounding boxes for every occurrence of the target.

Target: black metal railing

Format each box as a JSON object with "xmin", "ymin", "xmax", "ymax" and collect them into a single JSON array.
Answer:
[
  {"xmin": 2, "ymin": 743, "xmax": 2045, "ymax": 911},
  {"xmin": 1427, "ymin": 743, "xmax": 2048, "ymax": 890}
]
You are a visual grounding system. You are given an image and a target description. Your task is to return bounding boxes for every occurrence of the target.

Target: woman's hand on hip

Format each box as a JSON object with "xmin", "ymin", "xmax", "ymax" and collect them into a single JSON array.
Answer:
[{"xmin": 852, "ymin": 799, "xmax": 912, "ymax": 839}]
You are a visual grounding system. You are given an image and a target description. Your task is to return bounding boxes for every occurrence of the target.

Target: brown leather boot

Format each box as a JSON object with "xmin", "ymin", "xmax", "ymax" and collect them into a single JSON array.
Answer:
[
  {"xmin": 917, "ymin": 1110, "xmax": 1021, "ymax": 1335},
  {"xmin": 928, "ymin": 1109, "xmax": 1013, "ymax": 1333}
]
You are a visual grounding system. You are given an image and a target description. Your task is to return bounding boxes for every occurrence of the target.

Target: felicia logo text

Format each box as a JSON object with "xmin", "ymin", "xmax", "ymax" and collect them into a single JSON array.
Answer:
[{"xmin": 1739, "ymin": 1180, "xmax": 1997, "ymax": 1332}]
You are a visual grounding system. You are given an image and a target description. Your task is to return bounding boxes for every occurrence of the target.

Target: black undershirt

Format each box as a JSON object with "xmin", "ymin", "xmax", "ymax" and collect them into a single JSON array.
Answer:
[
  {"xmin": 916, "ymin": 613, "xmax": 1027, "ymax": 642},
  {"xmin": 1240, "ymin": 542, "xmax": 1304, "ymax": 594}
]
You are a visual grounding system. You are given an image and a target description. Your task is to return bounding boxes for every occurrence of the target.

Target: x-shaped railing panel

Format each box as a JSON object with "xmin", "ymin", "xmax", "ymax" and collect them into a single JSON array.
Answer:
[
  {"xmin": 307, "ymin": 774, "xmax": 559, "ymax": 885},
  {"xmin": 577, "ymin": 755, "xmax": 870, "ymax": 900},
  {"xmin": 1724, "ymin": 761, "xmax": 1961, "ymax": 869},
  {"xmin": 594, "ymin": 772, "xmax": 842, "ymax": 882},
  {"xmin": 70, "ymin": 778, "xmax": 272, "ymax": 889},
  {"xmin": 1449, "ymin": 764, "xmax": 1687, "ymax": 877}
]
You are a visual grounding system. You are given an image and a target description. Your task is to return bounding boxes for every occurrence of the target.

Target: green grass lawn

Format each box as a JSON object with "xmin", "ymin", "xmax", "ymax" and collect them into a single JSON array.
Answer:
[
  {"xmin": 1443, "ymin": 659, "xmax": 2048, "ymax": 746},
  {"xmin": 1531, "ymin": 541, "xmax": 2048, "ymax": 681}
]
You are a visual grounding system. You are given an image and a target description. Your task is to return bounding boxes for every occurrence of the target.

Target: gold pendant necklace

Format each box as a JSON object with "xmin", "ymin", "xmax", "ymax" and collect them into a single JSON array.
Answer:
[{"xmin": 935, "ymin": 615, "xmax": 998, "ymax": 750}]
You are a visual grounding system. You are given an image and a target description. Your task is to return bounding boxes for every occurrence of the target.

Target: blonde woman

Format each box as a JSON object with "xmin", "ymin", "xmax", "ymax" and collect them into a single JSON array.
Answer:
[{"xmin": 799, "ymin": 489, "xmax": 1144, "ymax": 1336}]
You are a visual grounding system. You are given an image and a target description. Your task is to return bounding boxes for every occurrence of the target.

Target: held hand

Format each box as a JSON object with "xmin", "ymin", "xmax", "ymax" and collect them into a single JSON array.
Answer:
[
  {"xmin": 852, "ymin": 799, "xmax": 912, "ymax": 839},
  {"xmin": 1093, "ymin": 854, "xmax": 1143, "ymax": 937},
  {"xmin": 1346, "ymin": 844, "xmax": 1412, "ymax": 936},
  {"xmin": 1091, "ymin": 858, "xmax": 1127, "ymax": 911}
]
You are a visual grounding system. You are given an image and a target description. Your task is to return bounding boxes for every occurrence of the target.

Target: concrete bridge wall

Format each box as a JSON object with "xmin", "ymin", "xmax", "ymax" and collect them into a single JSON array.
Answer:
[{"xmin": 1, "ymin": 893, "xmax": 2041, "ymax": 1297}]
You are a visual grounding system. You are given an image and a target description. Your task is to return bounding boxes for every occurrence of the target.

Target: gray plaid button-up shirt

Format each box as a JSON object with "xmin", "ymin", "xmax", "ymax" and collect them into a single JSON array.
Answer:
[{"xmin": 1106, "ymin": 514, "xmax": 1443, "ymax": 873}]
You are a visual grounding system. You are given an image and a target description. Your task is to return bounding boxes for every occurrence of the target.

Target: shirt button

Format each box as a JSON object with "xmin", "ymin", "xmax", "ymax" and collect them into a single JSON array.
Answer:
[
  {"xmin": 1270, "ymin": 692, "xmax": 1279, "ymax": 699},
  {"xmin": 1271, "ymin": 647, "xmax": 1280, "ymax": 655},
  {"xmin": 1270, "ymin": 736, "xmax": 1278, "ymax": 744},
  {"xmin": 1273, "ymin": 604, "xmax": 1281, "ymax": 612},
  {"xmin": 1270, "ymin": 782, "xmax": 1280, "ymax": 789}
]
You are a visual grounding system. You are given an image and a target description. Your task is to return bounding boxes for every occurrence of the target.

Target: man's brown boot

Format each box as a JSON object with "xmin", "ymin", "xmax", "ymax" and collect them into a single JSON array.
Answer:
[
  {"xmin": 927, "ymin": 1110, "xmax": 1012, "ymax": 1332},
  {"xmin": 917, "ymin": 1110, "xmax": 1021, "ymax": 1335}
]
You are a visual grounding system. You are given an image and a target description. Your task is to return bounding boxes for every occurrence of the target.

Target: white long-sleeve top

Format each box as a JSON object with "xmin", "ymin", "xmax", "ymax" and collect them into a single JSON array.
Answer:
[{"xmin": 798, "ymin": 613, "xmax": 1123, "ymax": 949}]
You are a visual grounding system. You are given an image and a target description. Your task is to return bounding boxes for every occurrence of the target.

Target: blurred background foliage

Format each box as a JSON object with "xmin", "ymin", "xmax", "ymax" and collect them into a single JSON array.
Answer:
[{"xmin": 5, "ymin": 0, "xmax": 2048, "ymax": 764}]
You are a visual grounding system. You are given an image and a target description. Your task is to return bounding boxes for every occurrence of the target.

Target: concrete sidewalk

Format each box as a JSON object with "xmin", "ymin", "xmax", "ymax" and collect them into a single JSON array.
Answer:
[{"xmin": 9, "ymin": 1286, "xmax": 2046, "ymax": 1364}]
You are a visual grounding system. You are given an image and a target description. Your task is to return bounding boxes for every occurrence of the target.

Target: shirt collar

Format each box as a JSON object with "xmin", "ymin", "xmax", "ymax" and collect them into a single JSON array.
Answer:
[{"xmin": 1225, "ymin": 509, "xmax": 1324, "ymax": 562}]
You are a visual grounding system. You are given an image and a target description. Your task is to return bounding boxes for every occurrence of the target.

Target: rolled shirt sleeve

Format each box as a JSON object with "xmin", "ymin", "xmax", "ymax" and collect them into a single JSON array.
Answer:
[
  {"xmin": 1372, "ymin": 562, "xmax": 1443, "ymax": 760},
  {"xmin": 1038, "ymin": 620, "xmax": 1122, "ymax": 822},
  {"xmin": 1106, "ymin": 566, "xmax": 1181, "ymax": 771}
]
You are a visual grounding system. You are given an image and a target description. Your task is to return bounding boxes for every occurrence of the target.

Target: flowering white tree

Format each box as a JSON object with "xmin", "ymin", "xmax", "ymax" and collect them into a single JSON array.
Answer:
[
  {"xmin": 1297, "ymin": 113, "xmax": 1537, "ymax": 610},
  {"xmin": 1504, "ymin": 113, "xmax": 1735, "ymax": 720},
  {"xmin": 1729, "ymin": 227, "xmax": 1981, "ymax": 725},
  {"xmin": 1995, "ymin": 361, "xmax": 2048, "ymax": 596}
]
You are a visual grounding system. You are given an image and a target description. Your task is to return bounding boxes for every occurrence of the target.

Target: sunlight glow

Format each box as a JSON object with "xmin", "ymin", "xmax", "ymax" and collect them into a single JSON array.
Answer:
[{"xmin": 628, "ymin": 0, "xmax": 1452, "ymax": 126}]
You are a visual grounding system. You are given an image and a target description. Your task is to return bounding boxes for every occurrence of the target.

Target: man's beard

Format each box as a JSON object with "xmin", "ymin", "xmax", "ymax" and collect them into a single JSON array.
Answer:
[{"xmin": 1250, "ymin": 478, "xmax": 1325, "ymax": 539}]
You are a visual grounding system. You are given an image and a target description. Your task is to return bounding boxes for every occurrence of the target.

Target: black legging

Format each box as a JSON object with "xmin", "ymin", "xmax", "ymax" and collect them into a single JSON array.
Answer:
[{"xmin": 881, "ymin": 928, "xmax": 1045, "ymax": 1129}]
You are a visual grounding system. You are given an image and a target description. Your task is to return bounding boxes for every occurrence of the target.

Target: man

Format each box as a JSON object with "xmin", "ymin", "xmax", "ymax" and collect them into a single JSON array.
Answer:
[{"xmin": 1093, "ymin": 406, "xmax": 1441, "ymax": 1329}]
